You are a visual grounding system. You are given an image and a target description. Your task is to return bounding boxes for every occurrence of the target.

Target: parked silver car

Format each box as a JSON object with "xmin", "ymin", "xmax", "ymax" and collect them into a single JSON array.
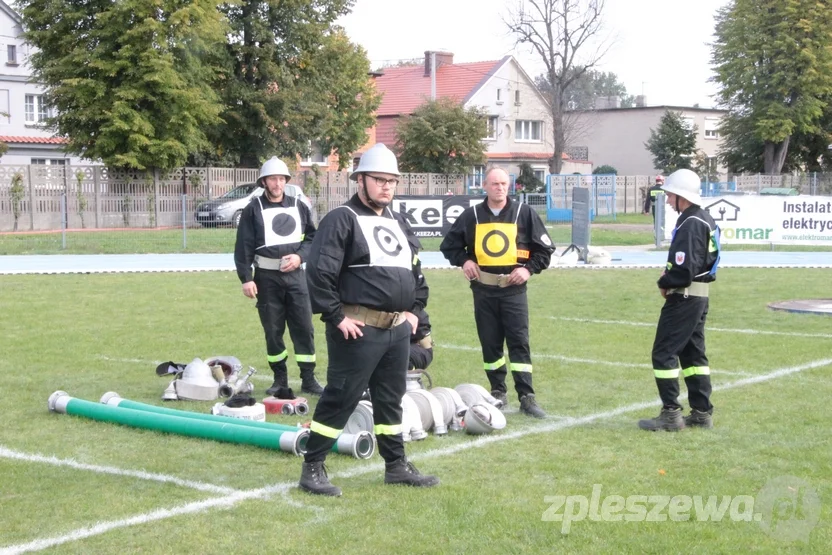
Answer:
[{"xmin": 195, "ymin": 183, "xmax": 313, "ymax": 228}]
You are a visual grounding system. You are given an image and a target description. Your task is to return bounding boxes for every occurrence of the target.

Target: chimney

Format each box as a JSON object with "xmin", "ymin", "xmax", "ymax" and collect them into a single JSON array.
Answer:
[
  {"xmin": 594, "ymin": 97, "xmax": 608, "ymax": 110},
  {"xmin": 635, "ymin": 95, "xmax": 647, "ymax": 107},
  {"xmin": 609, "ymin": 96, "xmax": 621, "ymax": 109},
  {"xmin": 424, "ymin": 50, "xmax": 454, "ymax": 77}
]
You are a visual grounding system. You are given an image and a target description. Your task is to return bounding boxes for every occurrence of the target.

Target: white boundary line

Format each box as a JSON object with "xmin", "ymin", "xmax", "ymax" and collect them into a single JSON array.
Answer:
[
  {"xmin": 0, "ymin": 446, "xmax": 238, "ymax": 495},
  {"xmin": 437, "ymin": 343, "xmax": 752, "ymax": 376},
  {"xmin": 3, "ymin": 356, "xmax": 830, "ymax": 554},
  {"xmin": 550, "ymin": 316, "xmax": 832, "ymax": 339}
]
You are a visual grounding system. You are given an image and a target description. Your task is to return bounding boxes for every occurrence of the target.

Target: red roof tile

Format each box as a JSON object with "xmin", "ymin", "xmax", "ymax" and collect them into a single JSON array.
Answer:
[
  {"xmin": 0, "ymin": 135, "xmax": 68, "ymax": 144},
  {"xmin": 375, "ymin": 58, "xmax": 508, "ymax": 116}
]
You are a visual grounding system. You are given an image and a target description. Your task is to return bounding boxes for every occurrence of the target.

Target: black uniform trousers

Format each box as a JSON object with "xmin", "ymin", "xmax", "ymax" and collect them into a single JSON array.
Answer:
[
  {"xmin": 473, "ymin": 286, "xmax": 534, "ymax": 399},
  {"xmin": 651, "ymin": 294, "xmax": 713, "ymax": 412},
  {"xmin": 254, "ymin": 268, "xmax": 316, "ymax": 376},
  {"xmin": 304, "ymin": 320, "xmax": 410, "ymax": 463}
]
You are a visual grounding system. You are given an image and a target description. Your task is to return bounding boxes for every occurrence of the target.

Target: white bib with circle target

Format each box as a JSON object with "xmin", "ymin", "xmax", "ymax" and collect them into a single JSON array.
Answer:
[
  {"xmin": 348, "ymin": 208, "xmax": 411, "ymax": 270},
  {"xmin": 259, "ymin": 202, "xmax": 302, "ymax": 248}
]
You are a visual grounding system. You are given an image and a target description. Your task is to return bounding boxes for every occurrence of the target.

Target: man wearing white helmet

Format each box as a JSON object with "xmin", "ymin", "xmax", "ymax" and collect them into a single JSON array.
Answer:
[
  {"xmin": 638, "ymin": 168, "xmax": 721, "ymax": 432},
  {"xmin": 299, "ymin": 143, "xmax": 439, "ymax": 496},
  {"xmin": 643, "ymin": 174, "xmax": 665, "ymax": 223},
  {"xmin": 234, "ymin": 157, "xmax": 323, "ymax": 399}
]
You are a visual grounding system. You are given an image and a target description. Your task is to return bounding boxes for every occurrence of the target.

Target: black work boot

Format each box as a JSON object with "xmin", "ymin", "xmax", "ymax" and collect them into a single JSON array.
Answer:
[
  {"xmin": 684, "ymin": 409, "xmax": 713, "ymax": 429},
  {"xmin": 519, "ymin": 394, "xmax": 546, "ymax": 418},
  {"xmin": 266, "ymin": 363, "xmax": 288, "ymax": 397},
  {"xmin": 384, "ymin": 458, "xmax": 439, "ymax": 488},
  {"xmin": 298, "ymin": 461, "xmax": 341, "ymax": 497},
  {"xmin": 638, "ymin": 407, "xmax": 685, "ymax": 431},
  {"xmin": 300, "ymin": 369, "xmax": 324, "ymax": 396},
  {"xmin": 490, "ymin": 389, "xmax": 508, "ymax": 409}
]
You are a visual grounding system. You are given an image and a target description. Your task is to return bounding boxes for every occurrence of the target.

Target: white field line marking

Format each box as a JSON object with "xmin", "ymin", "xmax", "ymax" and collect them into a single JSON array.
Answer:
[
  {"xmin": 0, "ymin": 446, "xmax": 238, "ymax": 495},
  {"xmin": 0, "ymin": 485, "xmax": 291, "ymax": 555},
  {"xmin": 551, "ymin": 316, "xmax": 832, "ymax": 339},
  {"xmin": 437, "ymin": 343, "xmax": 752, "ymax": 376},
  {"xmin": 6, "ymin": 357, "xmax": 830, "ymax": 554}
]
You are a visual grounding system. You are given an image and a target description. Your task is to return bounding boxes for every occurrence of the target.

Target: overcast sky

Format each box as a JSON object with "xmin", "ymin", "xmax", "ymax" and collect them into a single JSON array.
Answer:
[{"xmin": 338, "ymin": 0, "xmax": 731, "ymax": 108}]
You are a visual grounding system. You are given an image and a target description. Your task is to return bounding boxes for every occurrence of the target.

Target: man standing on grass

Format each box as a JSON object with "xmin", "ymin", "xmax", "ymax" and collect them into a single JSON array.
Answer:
[
  {"xmin": 440, "ymin": 167, "xmax": 554, "ymax": 418},
  {"xmin": 639, "ymin": 168, "xmax": 720, "ymax": 432},
  {"xmin": 299, "ymin": 144, "xmax": 439, "ymax": 496},
  {"xmin": 234, "ymin": 157, "xmax": 324, "ymax": 400}
]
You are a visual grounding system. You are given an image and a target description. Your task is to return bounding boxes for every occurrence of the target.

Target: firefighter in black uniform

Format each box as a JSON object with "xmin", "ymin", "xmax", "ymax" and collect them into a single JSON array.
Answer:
[
  {"xmin": 440, "ymin": 167, "xmax": 554, "ymax": 418},
  {"xmin": 638, "ymin": 168, "xmax": 720, "ymax": 432},
  {"xmin": 298, "ymin": 144, "xmax": 439, "ymax": 496},
  {"xmin": 234, "ymin": 157, "xmax": 323, "ymax": 399},
  {"xmin": 643, "ymin": 174, "xmax": 665, "ymax": 222}
]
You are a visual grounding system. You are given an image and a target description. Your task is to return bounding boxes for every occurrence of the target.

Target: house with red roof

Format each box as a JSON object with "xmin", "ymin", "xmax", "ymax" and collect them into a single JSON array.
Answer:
[
  {"xmin": 363, "ymin": 50, "xmax": 590, "ymax": 182},
  {"xmin": 0, "ymin": 0, "xmax": 93, "ymax": 166}
]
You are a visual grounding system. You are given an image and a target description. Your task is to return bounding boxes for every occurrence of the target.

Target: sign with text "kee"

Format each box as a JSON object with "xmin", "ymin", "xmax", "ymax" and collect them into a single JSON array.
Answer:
[{"xmin": 391, "ymin": 195, "xmax": 487, "ymax": 237}]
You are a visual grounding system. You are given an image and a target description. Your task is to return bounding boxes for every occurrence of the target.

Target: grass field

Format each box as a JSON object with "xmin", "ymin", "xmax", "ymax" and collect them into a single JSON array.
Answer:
[{"xmin": 1, "ymin": 267, "xmax": 830, "ymax": 553}]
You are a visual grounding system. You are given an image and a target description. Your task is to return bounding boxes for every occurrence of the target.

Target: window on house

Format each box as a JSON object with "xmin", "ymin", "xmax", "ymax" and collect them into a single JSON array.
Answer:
[
  {"xmin": 471, "ymin": 165, "xmax": 485, "ymax": 188},
  {"xmin": 25, "ymin": 94, "xmax": 49, "ymax": 123},
  {"xmin": 533, "ymin": 169, "xmax": 546, "ymax": 183},
  {"xmin": 704, "ymin": 118, "xmax": 720, "ymax": 139},
  {"xmin": 681, "ymin": 115, "xmax": 696, "ymax": 130},
  {"xmin": 7, "ymin": 45, "xmax": 16, "ymax": 65},
  {"xmin": 485, "ymin": 116, "xmax": 498, "ymax": 140},
  {"xmin": 515, "ymin": 90, "xmax": 521, "ymax": 104},
  {"xmin": 31, "ymin": 158, "xmax": 66, "ymax": 165},
  {"xmin": 302, "ymin": 142, "xmax": 328, "ymax": 164},
  {"xmin": 515, "ymin": 120, "xmax": 542, "ymax": 142}
]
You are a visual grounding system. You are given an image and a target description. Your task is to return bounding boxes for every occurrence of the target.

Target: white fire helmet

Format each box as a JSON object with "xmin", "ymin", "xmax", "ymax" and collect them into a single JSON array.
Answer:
[
  {"xmin": 661, "ymin": 169, "xmax": 702, "ymax": 206},
  {"xmin": 463, "ymin": 403, "xmax": 507, "ymax": 434},
  {"xmin": 350, "ymin": 144, "xmax": 400, "ymax": 181},
  {"xmin": 258, "ymin": 157, "xmax": 291, "ymax": 186},
  {"xmin": 175, "ymin": 358, "xmax": 219, "ymax": 401}
]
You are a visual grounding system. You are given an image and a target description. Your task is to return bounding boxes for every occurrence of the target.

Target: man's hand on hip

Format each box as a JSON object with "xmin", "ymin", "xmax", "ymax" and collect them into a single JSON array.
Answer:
[
  {"xmin": 280, "ymin": 254, "xmax": 301, "ymax": 272},
  {"xmin": 505, "ymin": 266, "xmax": 531, "ymax": 286},
  {"xmin": 337, "ymin": 316, "xmax": 365, "ymax": 340},
  {"xmin": 462, "ymin": 260, "xmax": 480, "ymax": 281}
]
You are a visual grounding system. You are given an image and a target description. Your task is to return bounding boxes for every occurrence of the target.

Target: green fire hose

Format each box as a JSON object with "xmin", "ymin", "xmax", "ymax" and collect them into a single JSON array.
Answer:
[
  {"xmin": 99, "ymin": 392, "xmax": 375, "ymax": 459},
  {"xmin": 48, "ymin": 391, "xmax": 307, "ymax": 455}
]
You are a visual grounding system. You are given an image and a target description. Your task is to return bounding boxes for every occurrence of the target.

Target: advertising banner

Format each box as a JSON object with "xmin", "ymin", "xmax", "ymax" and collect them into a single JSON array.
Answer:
[
  {"xmin": 391, "ymin": 195, "xmax": 486, "ymax": 237},
  {"xmin": 663, "ymin": 195, "xmax": 832, "ymax": 245}
]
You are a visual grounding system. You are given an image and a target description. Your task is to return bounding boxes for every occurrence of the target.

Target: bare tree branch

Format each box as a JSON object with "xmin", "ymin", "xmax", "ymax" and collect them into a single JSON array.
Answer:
[{"xmin": 505, "ymin": 0, "xmax": 610, "ymax": 173}]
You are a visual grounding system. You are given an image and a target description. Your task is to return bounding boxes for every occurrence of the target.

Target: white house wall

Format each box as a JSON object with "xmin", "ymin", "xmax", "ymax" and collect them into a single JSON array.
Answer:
[
  {"xmin": 0, "ymin": 3, "xmax": 88, "ymax": 165},
  {"xmin": 466, "ymin": 59, "xmax": 552, "ymax": 156}
]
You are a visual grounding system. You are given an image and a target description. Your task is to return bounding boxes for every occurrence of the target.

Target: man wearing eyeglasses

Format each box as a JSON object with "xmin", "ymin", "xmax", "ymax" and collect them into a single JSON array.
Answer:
[
  {"xmin": 299, "ymin": 143, "xmax": 439, "ymax": 497},
  {"xmin": 440, "ymin": 167, "xmax": 554, "ymax": 418}
]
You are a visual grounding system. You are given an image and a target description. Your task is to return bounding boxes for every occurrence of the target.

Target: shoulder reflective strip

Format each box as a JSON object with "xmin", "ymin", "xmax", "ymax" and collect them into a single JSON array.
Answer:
[
  {"xmin": 682, "ymin": 366, "xmax": 710, "ymax": 377},
  {"xmin": 310, "ymin": 421, "xmax": 341, "ymax": 439},
  {"xmin": 651, "ymin": 190, "xmax": 660, "ymax": 197},
  {"xmin": 374, "ymin": 423, "xmax": 403, "ymax": 436},
  {"xmin": 654, "ymin": 368, "xmax": 680, "ymax": 379},
  {"xmin": 295, "ymin": 354, "xmax": 316, "ymax": 363},
  {"xmin": 484, "ymin": 357, "xmax": 506, "ymax": 370},
  {"xmin": 510, "ymin": 363, "xmax": 532, "ymax": 373},
  {"xmin": 267, "ymin": 350, "xmax": 288, "ymax": 363}
]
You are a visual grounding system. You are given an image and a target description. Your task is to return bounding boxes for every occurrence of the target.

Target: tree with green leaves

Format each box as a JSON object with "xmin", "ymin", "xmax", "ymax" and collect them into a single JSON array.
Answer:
[
  {"xmin": 712, "ymin": 0, "xmax": 832, "ymax": 174},
  {"xmin": 394, "ymin": 98, "xmax": 487, "ymax": 174},
  {"xmin": 645, "ymin": 111, "xmax": 697, "ymax": 173},
  {"xmin": 515, "ymin": 162, "xmax": 545, "ymax": 192},
  {"xmin": 22, "ymin": 0, "xmax": 227, "ymax": 171},
  {"xmin": 592, "ymin": 164, "xmax": 617, "ymax": 175},
  {"xmin": 216, "ymin": 2, "xmax": 379, "ymax": 168}
]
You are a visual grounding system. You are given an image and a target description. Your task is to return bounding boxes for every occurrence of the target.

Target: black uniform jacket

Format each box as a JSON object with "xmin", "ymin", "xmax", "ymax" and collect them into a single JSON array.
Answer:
[
  {"xmin": 440, "ymin": 197, "xmax": 554, "ymax": 294},
  {"xmin": 658, "ymin": 205, "xmax": 719, "ymax": 290},
  {"xmin": 234, "ymin": 193, "xmax": 316, "ymax": 283},
  {"xmin": 306, "ymin": 194, "xmax": 424, "ymax": 326}
]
